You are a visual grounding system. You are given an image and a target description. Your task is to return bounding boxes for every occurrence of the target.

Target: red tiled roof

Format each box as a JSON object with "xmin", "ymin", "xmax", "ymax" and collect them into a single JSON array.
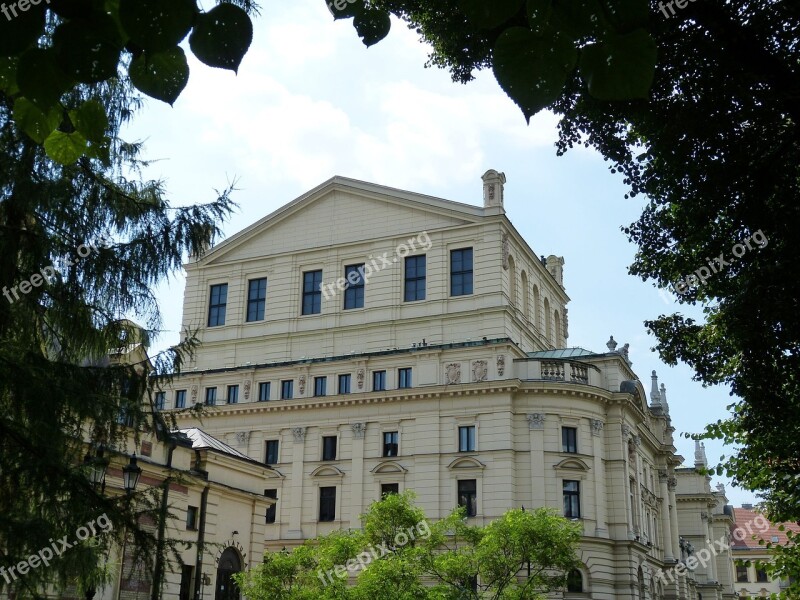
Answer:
[{"xmin": 731, "ymin": 507, "xmax": 800, "ymax": 549}]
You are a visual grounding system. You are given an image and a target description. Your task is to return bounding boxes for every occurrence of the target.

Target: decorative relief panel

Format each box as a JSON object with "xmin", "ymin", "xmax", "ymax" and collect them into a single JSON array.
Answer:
[
  {"xmin": 445, "ymin": 363, "xmax": 461, "ymax": 385},
  {"xmin": 472, "ymin": 360, "xmax": 488, "ymax": 382}
]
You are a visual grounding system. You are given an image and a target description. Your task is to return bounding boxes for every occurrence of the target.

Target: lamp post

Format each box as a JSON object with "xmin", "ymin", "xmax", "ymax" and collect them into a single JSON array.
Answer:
[
  {"xmin": 83, "ymin": 445, "xmax": 110, "ymax": 492},
  {"xmin": 122, "ymin": 454, "xmax": 142, "ymax": 495}
]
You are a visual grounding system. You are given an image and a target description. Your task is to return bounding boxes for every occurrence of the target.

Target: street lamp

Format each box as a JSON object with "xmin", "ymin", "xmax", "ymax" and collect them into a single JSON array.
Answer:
[
  {"xmin": 122, "ymin": 454, "xmax": 142, "ymax": 494},
  {"xmin": 83, "ymin": 445, "xmax": 109, "ymax": 491}
]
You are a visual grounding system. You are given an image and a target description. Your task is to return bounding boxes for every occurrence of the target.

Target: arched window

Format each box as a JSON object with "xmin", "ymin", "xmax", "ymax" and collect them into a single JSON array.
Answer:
[
  {"xmin": 566, "ymin": 569, "xmax": 583, "ymax": 592},
  {"xmin": 554, "ymin": 310, "xmax": 561, "ymax": 347},
  {"xmin": 638, "ymin": 567, "xmax": 645, "ymax": 600},
  {"xmin": 508, "ymin": 256, "xmax": 517, "ymax": 307},
  {"xmin": 532, "ymin": 284, "xmax": 540, "ymax": 329},
  {"xmin": 543, "ymin": 297, "xmax": 551, "ymax": 343},
  {"xmin": 521, "ymin": 270, "xmax": 529, "ymax": 320}
]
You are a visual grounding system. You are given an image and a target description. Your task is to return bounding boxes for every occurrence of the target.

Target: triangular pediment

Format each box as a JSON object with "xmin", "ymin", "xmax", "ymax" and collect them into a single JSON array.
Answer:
[{"xmin": 197, "ymin": 177, "xmax": 486, "ymax": 266}]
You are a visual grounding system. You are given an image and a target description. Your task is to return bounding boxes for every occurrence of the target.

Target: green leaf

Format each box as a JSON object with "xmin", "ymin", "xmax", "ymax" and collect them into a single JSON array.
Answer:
[
  {"xmin": 129, "ymin": 47, "xmax": 189, "ymax": 105},
  {"xmin": 13, "ymin": 98, "xmax": 61, "ymax": 144},
  {"xmin": 0, "ymin": 57, "xmax": 19, "ymax": 95},
  {"xmin": 119, "ymin": 0, "xmax": 196, "ymax": 52},
  {"xmin": 460, "ymin": 0, "xmax": 525, "ymax": 29},
  {"xmin": 44, "ymin": 130, "xmax": 89, "ymax": 164},
  {"xmin": 0, "ymin": 2, "xmax": 45, "ymax": 55},
  {"xmin": 326, "ymin": 0, "xmax": 366, "ymax": 20},
  {"xmin": 52, "ymin": 18, "xmax": 122, "ymax": 83},
  {"xmin": 579, "ymin": 28, "xmax": 657, "ymax": 100},
  {"xmin": 189, "ymin": 4, "xmax": 253, "ymax": 72},
  {"xmin": 600, "ymin": 0, "xmax": 649, "ymax": 33},
  {"xmin": 552, "ymin": 0, "xmax": 610, "ymax": 39},
  {"xmin": 353, "ymin": 8, "xmax": 391, "ymax": 47},
  {"xmin": 492, "ymin": 26, "xmax": 577, "ymax": 121},
  {"xmin": 69, "ymin": 99, "xmax": 109, "ymax": 143},
  {"xmin": 16, "ymin": 48, "xmax": 73, "ymax": 110}
]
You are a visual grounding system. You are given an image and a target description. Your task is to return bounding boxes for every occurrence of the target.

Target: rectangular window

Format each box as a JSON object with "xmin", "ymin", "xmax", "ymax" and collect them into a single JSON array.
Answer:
[
  {"xmin": 322, "ymin": 436, "xmax": 337, "ymax": 461},
  {"xmin": 563, "ymin": 480, "xmax": 581, "ymax": 518},
  {"xmin": 265, "ymin": 440, "xmax": 279, "ymax": 465},
  {"xmin": 204, "ymin": 387, "xmax": 217, "ymax": 406},
  {"xmin": 175, "ymin": 389, "xmax": 187, "ymax": 409},
  {"xmin": 404, "ymin": 255, "xmax": 426, "ymax": 302},
  {"xmin": 398, "ymin": 367, "xmax": 412, "ymax": 389},
  {"xmin": 319, "ymin": 487, "xmax": 336, "ymax": 522},
  {"xmin": 280, "ymin": 380, "xmax": 293, "ymax": 400},
  {"xmin": 258, "ymin": 382, "xmax": 270, "ymax": 402},
  {"xmin": 314, "ymin": 376, "xmax": 327, "ymax": 397},
  {"xmin": 226, "ymin": 385, "xmax": 239, "ymax": 404},
  {"xmin": 756, "ymin": 568, "xmax": 768, "ymax": 583},
  {"xmin": 338, "ymin": 374, "xmax": 351, "ymax": 394},
  {"xmin": 562, "ymin": 426, "xmax": 577, "ymax": 453},
  {"xmin": 459, "ymin": 425, "xmax": 476, "ymax": 452},
  {"xmin": 344, "ymin": 264, "xmax": 365, "ymax": 310},
  {"xmin": 381, "ymin": 483, "xmax": 399, "ymax": 498},
  {"xmin": 247, "ymin": 278, "xmax": 267, "ymax": 322},
  {"xmin": 450, "ymin": 248, "xmax": 474, "ymax": 296},
  {"xmin": 207, "ymin": 283, "xmax": 228, "ymax": 327},
  {"xmin": 302, "ymin": 270, "xmax": 323, "ymax": 315},
  {"xmin": 179, "ymin": 565, "xmax": 194, "ymax": 600},
  {"xmin": 186, "ymin": 506, "xmax": 198, "ymax": 530},
  {"xmin": 154, "ymin": 391, "xmax": 166, "ymax": 411},
  {"xmin": 373, "ymin": 370, "xmax": 386, "ymax": 391},
  {"xmin": 458, "ymin": 479, "xmax": 477, "ymax": 517},
  {"xmin": 265, "ymin": 489, "xmax": 277, "ymax": 524},
  {"xmin": 736, "ymin": 565, "xmax": 749, "ymax": 583},
  {"xmin": 383, "ymin": 431, "xmax": 399, "ymax": 457}
]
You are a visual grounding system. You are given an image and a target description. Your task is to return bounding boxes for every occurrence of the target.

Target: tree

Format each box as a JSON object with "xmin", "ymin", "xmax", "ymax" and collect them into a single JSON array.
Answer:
[
  {"xmin": 0, "ymin": 38, "xmax": 234, "ymax": 600},
  {"xmin": 236, "ymin": 492, "xmax": 582, "ymax": 600}
]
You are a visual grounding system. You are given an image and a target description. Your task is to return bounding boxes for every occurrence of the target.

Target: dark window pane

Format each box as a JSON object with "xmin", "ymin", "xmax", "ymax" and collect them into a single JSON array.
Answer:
[
  {"xmin": 281, "ymin": 380, "xmax": 293, "ymax": 400},
  {"xmin": 381, "ymin": 483, "xmax": 399, "ymax": 498},
  {"xmin": 459, "ymin": 426, "xmax": 476, "ymax": 452},
  {"xmin": 314, "ymin": 376, "xmax": 327, "ymax": 397},
  {"xmin": 319, "ymin": 487, "xmax": 336, "ymax": 522},
  {"xmin": 186, "ymin": 506, "xmax": 198, "ymax": 530},
  {"xmin": 450, "ymin": 248, "xmax": 474, "ymax": 296},
  {"xmin": 338, "ymin": 374, "xmax": 351, "ymax": 394},
  {"xmin": 404, "ymin": 256, "xmax": 426, "ymax": 301},
  {"xmin": 322, "ymin": 436, "xmax": 337, "ymax": 461},
  {"xmin": 155, "ymin": 391, "xmax": 166, "ymax": 411},
  {"xmin": 458, "ymin": 480, "xmax": 477, "ymax": 517},
  {"xmin": 302, "ymin": 270, "xmax": 322, "ymax": 315},
  {"xmin": 208, "ymin": 284, "xmax": 228, "ymax": 326},
  {"xmin": 383, "ymin": 431, "xmax": 399, "ymax": 457},
  {"xmin": 562, "ymin": 427, "xmax": 577, "ymax": 453},
  {"xmin": 205, "ymin": 387, "xmax": 216, "ymax": 406},
  {"xmin": 344, "ymin": 264, "xmax": 365, "ymax": 310},
  {"xmin": 398, "ymin": 368, "xmax": 412, "ymax": 389},
  {"xmin": 563, "ymin": 480, "xmax": 580, "ymax": 518},
  {"xmin": 265, "ymin": 489, "xmax": 278, "ymax": 523},
  {"xmin": 247, "ymin": 278, "xmax": 267, "ymax": 322},
  {"xmin": 227, "ymin": 385, "xmax": 239, "ymax": 404},
  {"xmin": 373, "ymin": 370, "xmax": 386, "ymax": 391},
  {"xmin": 566, "ymin": 570, "xmax": 583, "ymax": 592},
  {"xmin": 175, "ymin": 390, "xmax": 186, "ymax": 409},
  {"xmin": 258, "ymin": 382, "xmax": 270, "ymax": 402},
  {"xmin": 265, "ymin": 440, "xmax": 279, "ymax": 465}
]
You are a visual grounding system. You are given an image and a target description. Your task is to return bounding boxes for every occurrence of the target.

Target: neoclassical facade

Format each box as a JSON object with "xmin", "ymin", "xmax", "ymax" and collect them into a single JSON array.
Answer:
[{"xmin": 157, "ymin": 172, "xmax": 740, "ymax": 599}]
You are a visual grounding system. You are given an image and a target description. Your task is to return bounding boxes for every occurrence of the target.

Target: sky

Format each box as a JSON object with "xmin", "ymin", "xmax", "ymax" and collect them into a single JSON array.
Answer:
[{"xmin": 122, "ymin": 0, "xmax": 755, "ymax": 506}]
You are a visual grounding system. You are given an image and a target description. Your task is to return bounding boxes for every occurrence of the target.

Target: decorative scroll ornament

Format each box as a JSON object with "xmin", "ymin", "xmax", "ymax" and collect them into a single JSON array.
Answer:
[
  {"xmin": 472, "ymin": 360, "xmax": 488, "ymax": 382},
  {"xmin": 298, "ymin": 375, "xmax": 306, "ymax": 395},
  {"xmin": 357, "ymin": 369, "xmax": 365, "ymax": 390},
  {"xmin": 591, "ymin": 419, "xmax": 604, "ymax": 436},
  {"xmin": 292, "ymin": 427, "xmax": 306, "ymax": 442},
  {"xmin": 351, "ymin": 423, "xmax": 366, "ymax": 439},
  {"xmin": 527, "ymin": 413, "xmax": 545, "ymax": 430},
  {"xmin": 243, "ymin": 380, "xmax": 251, "ymax": 400},
  {"xmin": 445, "ymin": 363, "xmax": 461, "ymax": 385},
  {"xmin": 497, "ymin": 355, "xmax": 506, "ymax": 376}
]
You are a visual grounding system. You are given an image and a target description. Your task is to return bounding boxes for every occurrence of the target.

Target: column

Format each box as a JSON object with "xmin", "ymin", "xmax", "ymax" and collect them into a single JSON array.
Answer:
[
  {"xmin": 622, "ymin": 426, "xmax": 634, "ymax": 539},
  {"xmin": 659, "ymin": 471, "xmax": 674, "ymax": 561},
  {"xmin": 591, "ymin": 419, "xmax": 608, "ymax": 537},
  {"xmin": 288, "ymin": 426, "xmax": 306, "ymax": 538},
  {"xmin": 668, "ymin": 476, "xmax": 680, "ymax": 558},
  {"xmin": 633, "ymin": 435, "xmax": 644, "ymax": 537},
  {"xmin": 705, "ymin": 516, "xmax": 717, "ymax": 582},
  {"xmin": 350, "ymin": 423, "xmax": 366, "ymax": 528},
  {"xmin": 527, "ymin": 414, "xmax": 546, "ymax": 507}
]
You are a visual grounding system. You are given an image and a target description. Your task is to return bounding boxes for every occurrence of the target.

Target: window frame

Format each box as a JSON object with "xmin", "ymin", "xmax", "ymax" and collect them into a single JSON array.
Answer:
[
  {"xmin": 322, "ymin": 435, "xmax": 338, "ymax": 461},
  {"xmin": 226, "ymin": 384, "xmax": 239, "ymax": 404},
  {"xmin": 736, "ymin": 565, "xmax": 749, "ymax": 583},
  {"xmin": 381, "ymin": 483, "xmax": 399, "ymax": 498},
  {"xmin": 314, "ymin": 376, "xmax": 327, "ymax": 397},
  {"xmin": 458, "ymin": 425, "xmax": 476, "ymax": 452},
  {"xmin": 204, "ymin": 387, "xmax": 217, "ymax": 406},
  {"xmin": 383, "ymin": 431, "xmax": 399, "ymax": 457},
  {"xmin": 186, "ymin": 506, "xmax": 198, "ymax": 531},
  {"xmin": 265, "ymin": 489, "xmax": 278, "ymax": 524},
  {"xmin": 562, "ymin": 426, "xmax": 578, "ymax": 453},
  {"xmin": 175, "ymin": 389, "xmax": 187, "ymax": 409},
  {"xmin": 338, "ymin": 374, "xmax": 351, "ymax": 394},
  {"xmin": 207, "ymin": 283, "xmax": 228, "ymax": 327},
  {"xmin": 563, "ymin": 480, "xmax": 581, "ymax": 519},
  {"xmin": 343, "ymin": 264, "xmax": 365, "ymax": 310},
  {"xmin": 457, "ymin": 479, "xmax": 478, "ymax": 517},
  {"xmin": 154, "ymin": 391, "xmax": 166, "ymax": 411},
  {"xmin": 319, "ymin": 486, "xmax": 336, "ymax": 522},
  {"xmin": 246, "ymin": 277, "xmax": 267, "ymax": 322},
  {"xmin": 403, "ymin": 255, "xmax": 427, "ymax": 302},
  {"xmin": 258, "ymin": 382, "xmax": 271, "ymax": 402},
  {"xmin": 373, "ymin": 370, "xmax": 386, "ymax": 391},
  {"xmin": 450, "ymin": 247, "xmax": 474, "ymax": 297},
  {"xmin": 265, "ymin": 440, "xmax": 279, "ymax": 465},
  {"xmin": 280, "ymin": 380, "xmax": 293, "ymax": 400},
  {"xmin": 302, "ymin": 270, "xmax": 323, "ymax": 315},
  {"xmin": 398, "ymin": 367, "xmax": 412, "ymax": 389}
]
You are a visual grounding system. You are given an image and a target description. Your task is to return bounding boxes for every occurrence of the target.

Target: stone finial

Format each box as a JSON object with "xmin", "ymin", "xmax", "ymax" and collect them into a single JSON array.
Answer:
[
  {"xmin": 606, "ymin": 336, "xmax": 618, "ymax": 352},
  {"xmin": 482, "ymin": 169, "xmax": 506, "ymax": 208},
  {"xmin": 545, "ymin": 255, "xmax": 565, "ymax": 286},
  {"xmin": 694, "ymin": 440, "xmax": 707, "ymax": 468},
  {"xmin": 659, "ymin": 383, "xmax": 670, "ymax": 414},
  {"xmin": 650, "ymin": 371, "xmax": 661, "ymax": 406}
]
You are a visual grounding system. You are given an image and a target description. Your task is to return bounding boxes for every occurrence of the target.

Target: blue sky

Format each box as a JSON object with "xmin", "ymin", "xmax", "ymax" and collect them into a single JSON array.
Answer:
[{"xmin": 123, "ymin": 0, "xmax": 755, "ymax": 505}]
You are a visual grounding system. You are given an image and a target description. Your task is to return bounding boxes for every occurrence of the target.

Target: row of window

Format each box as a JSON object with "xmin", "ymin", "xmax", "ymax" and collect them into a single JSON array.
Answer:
[
  {"xmin": 206, "ymin": 248, "xmax": 474, "ymax": 326},
  {"xmin": 736, "ymin": 565, "xmax": 770, "ymax": 583},
  {"xmin": 263, "ymin": 426, "xmax": 472, "ymax": 465},
  {"xmin": 158, "ymin": 368, "xmax": 415, "ymax": 409}
]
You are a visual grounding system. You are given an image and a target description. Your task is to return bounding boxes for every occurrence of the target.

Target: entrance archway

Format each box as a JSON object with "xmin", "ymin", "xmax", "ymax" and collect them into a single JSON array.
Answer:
[{"xmin": 215, "ymin": 547, "xmax": 242, "ymax": 600}]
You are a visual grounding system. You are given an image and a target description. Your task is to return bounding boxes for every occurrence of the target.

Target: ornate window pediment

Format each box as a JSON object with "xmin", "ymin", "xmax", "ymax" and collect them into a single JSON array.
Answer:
[
  {"xmin": 553, "ymin": 458, "xmax": 590, "ymax": 472},
  {"xmin": 447, "ymin": 456, "xmax": 485, "ymax": 471},
  {"xmin": 310, "ymin": 465, "xmax": 345, "ymax": 478},
  {"xmin": 371, "ymin": 461, "xmax": 408, "ymax": 474}
]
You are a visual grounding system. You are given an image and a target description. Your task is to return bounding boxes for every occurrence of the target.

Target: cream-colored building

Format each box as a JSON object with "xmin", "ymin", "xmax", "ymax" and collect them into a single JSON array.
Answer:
[{"xmin": 155, "ymin": 172, "xmax": 741, "ymax": 599}]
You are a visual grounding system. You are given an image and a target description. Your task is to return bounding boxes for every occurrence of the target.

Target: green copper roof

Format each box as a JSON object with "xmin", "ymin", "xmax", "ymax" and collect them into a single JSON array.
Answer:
[{"xmin": 526, "ymin": 348, "xmax": 598, "ymax": 359}]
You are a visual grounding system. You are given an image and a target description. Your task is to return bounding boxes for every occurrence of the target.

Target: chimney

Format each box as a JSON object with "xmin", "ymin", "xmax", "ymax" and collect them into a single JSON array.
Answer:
[{"xmin": 482, "ymin": 170, "xmax": 506, "ymax": 208}]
